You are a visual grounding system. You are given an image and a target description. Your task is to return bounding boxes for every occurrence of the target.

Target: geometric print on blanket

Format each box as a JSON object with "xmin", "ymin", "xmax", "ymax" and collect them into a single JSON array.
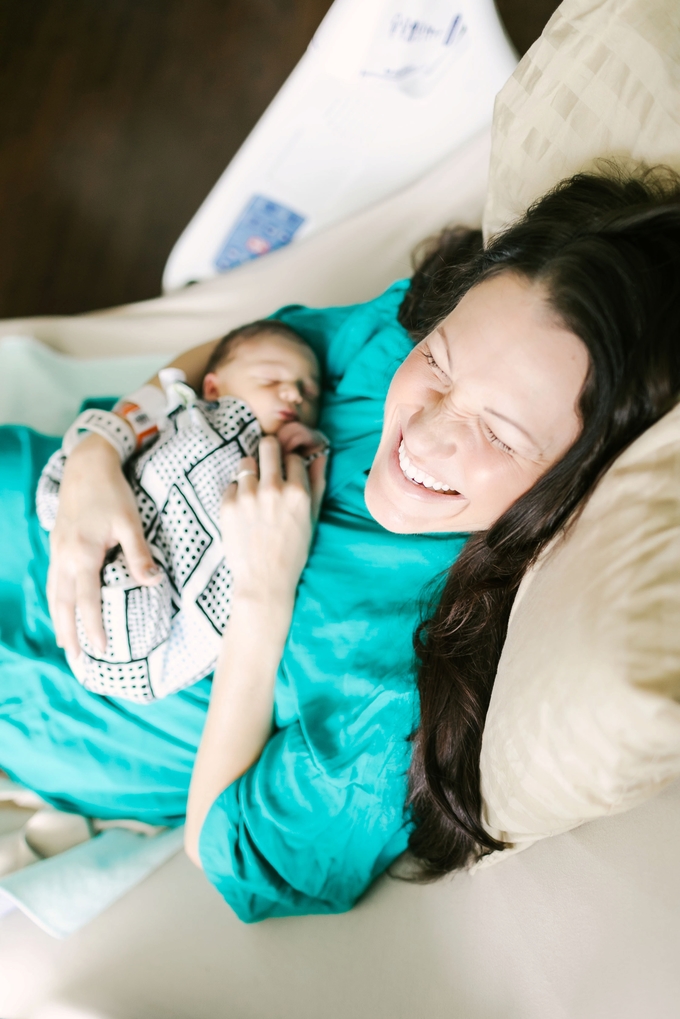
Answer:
[
  {"xmin": 185, "ymin": 411, "xmax": 261, "ymax": 524},
  {"xmin": 152, "ymin": 485, "xmax": 213, "ymax": 590},
  {"xmin": 126, "ymin": 582, "xmax": 174, "ymax": 661},
  {"xmin": 189, "ymin": 447, "xmax": 242, "ymax": 526},
  {"xmin": 197, "ymin": 558, "xmax": 232, "ymax": 636},
  {"xmin": 37, "ymin": 394, "xmax": 262, "ymax": 702}
]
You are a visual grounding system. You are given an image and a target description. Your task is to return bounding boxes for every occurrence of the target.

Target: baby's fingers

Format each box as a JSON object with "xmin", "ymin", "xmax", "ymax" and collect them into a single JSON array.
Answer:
[{"xmin": 277, "ymin": 421, "xmax": 308, "ymax": 455}]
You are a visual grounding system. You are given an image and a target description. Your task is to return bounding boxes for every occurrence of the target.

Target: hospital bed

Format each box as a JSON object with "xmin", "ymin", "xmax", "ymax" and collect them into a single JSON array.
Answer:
[{"xmin": 1, "ymin": 1, "xmax": 679, "ymax": 1016}]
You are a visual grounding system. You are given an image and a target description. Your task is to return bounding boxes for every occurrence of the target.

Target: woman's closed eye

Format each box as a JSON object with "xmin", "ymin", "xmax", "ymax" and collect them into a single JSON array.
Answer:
[
  {"xmin": 421, "ymin": 347, "xmax": 449, "ymax": 383},
  {"xmin": 483, "ymin": 424, "xmax": 515, "ymax": 455}
]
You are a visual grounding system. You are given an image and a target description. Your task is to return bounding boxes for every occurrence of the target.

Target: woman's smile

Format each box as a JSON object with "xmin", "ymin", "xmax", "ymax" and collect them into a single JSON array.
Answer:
[
  {"xmin": 381, "ymin": 427, "xmax": 468, "ymax": 517},
  {"xmin": 398, "ymin": 439, "xmax": 462, "ymax": 496}
]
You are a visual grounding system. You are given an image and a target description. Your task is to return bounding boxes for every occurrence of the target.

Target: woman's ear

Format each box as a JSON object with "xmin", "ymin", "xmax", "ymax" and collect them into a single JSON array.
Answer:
[{"xmin": 202, "ymin": 373, "xmax": 221, "ymax": 401}]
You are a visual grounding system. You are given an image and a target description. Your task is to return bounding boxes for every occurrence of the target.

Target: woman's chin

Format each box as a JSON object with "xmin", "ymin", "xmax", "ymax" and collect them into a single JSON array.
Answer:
[{"xmin": 364, "ymin": 484, "xmax": 417, "ymax": 533}]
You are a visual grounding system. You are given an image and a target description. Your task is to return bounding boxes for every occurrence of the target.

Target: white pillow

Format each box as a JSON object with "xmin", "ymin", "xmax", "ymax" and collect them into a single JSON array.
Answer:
[
  {"xmin": 482, "ymin": 0, "xmax": 680, "ymax": 241},
  {"xmin": 479, "ymin": 401, "xmax": 680, "ymax": 858},
  {"xmin": 0, "ymin": 131, "xmax": 491, "ymax": 360}
]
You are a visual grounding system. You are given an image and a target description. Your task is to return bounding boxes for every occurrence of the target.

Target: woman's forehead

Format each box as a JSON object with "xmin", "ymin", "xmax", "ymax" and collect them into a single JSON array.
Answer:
[
  {"xmin": 436, "ymin": 274, "xmax": 587, "ymax": 390},
  {"xmin": 433, "ymin": 273, "xmax": 588, "ymax": 453}
]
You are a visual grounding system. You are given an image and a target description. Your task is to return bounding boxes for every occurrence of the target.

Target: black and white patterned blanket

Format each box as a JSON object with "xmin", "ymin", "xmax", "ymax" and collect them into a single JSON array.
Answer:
[{"xmin": 36, "ymin": 397, "xmax": 261, "ymax": 701}]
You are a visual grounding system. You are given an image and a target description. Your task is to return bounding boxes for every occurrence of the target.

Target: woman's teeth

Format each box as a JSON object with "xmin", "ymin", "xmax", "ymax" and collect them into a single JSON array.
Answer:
[{"xmin": 398, "ymin": 441, "xmax": 457, "ymax": 493}]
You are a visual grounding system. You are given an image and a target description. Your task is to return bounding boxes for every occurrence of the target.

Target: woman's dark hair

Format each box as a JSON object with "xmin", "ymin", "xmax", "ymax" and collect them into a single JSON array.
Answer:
[{"xmin": 400, "ymin": 166, "xmax": 680, "ymax": 878}]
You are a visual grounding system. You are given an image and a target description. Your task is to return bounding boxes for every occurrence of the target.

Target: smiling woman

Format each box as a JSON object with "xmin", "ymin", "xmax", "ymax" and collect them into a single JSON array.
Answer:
[
  {"xmin": 365, "ymin": 273, "xmax": 588, "ymax": 533},
  {"xmin": 397, "ymin": 166, "xmax": 680, "ymax": 878},
  {"xmin": 3, "ymin": 165, "xmax": 680, "ymax": 922}
]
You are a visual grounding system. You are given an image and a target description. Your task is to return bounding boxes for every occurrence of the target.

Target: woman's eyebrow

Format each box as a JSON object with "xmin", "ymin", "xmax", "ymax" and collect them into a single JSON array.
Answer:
[{"xmin": 484, "ymin": 407, "xmax": 539, "ymax": 449}]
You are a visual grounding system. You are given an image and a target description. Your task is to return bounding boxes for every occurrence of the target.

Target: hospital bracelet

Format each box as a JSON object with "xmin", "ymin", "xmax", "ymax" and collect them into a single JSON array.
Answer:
[
  {"xmin": 62, "ymin": 408, "xmax": 138, "ymax": 462},
  {"xmin": 61, "ymin": 382, "xmax": 172, "ymax": 462}
]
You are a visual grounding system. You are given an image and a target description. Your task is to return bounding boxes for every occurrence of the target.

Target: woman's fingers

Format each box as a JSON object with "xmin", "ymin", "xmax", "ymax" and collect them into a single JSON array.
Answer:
[
  {"xmin": 75, "ymin": 566, "xmax": 107, "ymax": 655},
  {"xmin": 117, "ymin": 515, "xmax": 163, "ymax": 588},
  {"xmin": 257, "ymin": 438, "xmax": 283, "ymax": 487},
  {"xmin": 47, "ymin": 560, "xmax": 79, "ymax": 657},
  {"xmin": 234, "ymin": 456, "xmax": 259, "ymax": 491},
  {"xmin": 48, "ymin": 544, "xmax": 105, "ymax": 658},
  {"xmin": 282, "ymin": 451, "xmax": 310, "ymax": 494},
  {"xmin": 222, "ymin": 457, "xmax": 258, "ymax": 521}
]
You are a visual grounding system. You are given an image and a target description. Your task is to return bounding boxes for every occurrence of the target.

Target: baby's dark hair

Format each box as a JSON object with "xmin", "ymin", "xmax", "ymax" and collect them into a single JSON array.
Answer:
[{"xmin": 204, "ymin": 319, "xmax": 310, "ymax": 377}]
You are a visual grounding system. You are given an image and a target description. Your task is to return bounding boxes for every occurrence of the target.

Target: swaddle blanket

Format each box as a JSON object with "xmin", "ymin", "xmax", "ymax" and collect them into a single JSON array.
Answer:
[{"xmin": 36, "ymin": 393, "xmax": 261, "ymax": 701}]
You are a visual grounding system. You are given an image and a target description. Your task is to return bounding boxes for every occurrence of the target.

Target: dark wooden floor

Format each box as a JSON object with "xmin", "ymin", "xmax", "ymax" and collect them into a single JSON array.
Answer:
[{"xmin": 0, "ymin": 0, "xmax": 560, "ymax": 319}]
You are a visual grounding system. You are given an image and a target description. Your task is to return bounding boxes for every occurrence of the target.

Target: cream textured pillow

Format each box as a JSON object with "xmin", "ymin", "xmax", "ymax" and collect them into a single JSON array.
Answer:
[
  {"xmin": 482, "ymin": 0, "xmax": 680, "ymax": 241},
  {"xmin": 479, "ymin": 403, "xmax": 680, "ymax": 856}
]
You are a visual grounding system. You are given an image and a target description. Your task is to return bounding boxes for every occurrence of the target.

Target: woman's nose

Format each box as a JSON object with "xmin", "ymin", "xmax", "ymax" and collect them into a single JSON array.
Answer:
[{"xmin": 405, "ymin": 403, "xmax": 461, "ymax": 460}]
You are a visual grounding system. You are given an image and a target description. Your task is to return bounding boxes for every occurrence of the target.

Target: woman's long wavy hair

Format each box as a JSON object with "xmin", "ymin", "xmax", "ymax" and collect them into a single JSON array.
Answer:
[{"xmin": 398, "ymin": 166, "xmax": 680, "ymax": 877}]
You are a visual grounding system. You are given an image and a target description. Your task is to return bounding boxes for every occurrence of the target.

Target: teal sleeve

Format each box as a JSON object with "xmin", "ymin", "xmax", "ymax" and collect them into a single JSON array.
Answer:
[
  {"xmin": 197, "ymin": 281, "xmax": 466, "ymax": 922},
  {"xmin": 198, "ymin": 715, "xmax": 411, "ymax": 922}
]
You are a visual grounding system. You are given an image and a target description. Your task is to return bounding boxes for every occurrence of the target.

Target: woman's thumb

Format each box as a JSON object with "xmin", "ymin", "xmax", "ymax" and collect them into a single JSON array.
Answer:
[{"xmin": 118, "ymin": 520, "xmax": 163, "ymax": 586}]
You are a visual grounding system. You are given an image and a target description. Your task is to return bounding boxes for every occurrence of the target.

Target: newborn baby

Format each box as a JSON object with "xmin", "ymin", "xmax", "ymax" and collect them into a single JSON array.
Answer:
[{"xmin": 37, "ymin": 320, "xmax": 326, "ymax": 701}]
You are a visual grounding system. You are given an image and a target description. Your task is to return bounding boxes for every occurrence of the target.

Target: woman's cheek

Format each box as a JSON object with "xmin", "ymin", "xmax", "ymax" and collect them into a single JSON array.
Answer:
[
  {"xmin": 488, "ymin": 458, "xmax": 544, "ymax": 520},
  {"xmin": 464, "ymin": 451, "xmax": 521, "ymax": 523}
]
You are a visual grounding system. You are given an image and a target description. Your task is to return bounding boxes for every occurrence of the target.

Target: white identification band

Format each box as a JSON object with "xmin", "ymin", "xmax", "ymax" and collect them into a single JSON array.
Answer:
[
  {"xmin": 113, "ymin": 383, "xmax": 169, "ymax": 454},
  {"xmin": 62, "ymin": 409, "xmax": 137, "ymax": 462},
  {"xmin": 62, "ymin": 372, "xmax": 188, "ymax": 463}
]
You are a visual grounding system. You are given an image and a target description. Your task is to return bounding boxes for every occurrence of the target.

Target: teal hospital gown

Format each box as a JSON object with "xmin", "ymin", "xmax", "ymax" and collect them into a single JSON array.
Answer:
[{"xmin": 0, "ymin": 281, "xmax": 467, "ymax": 922}]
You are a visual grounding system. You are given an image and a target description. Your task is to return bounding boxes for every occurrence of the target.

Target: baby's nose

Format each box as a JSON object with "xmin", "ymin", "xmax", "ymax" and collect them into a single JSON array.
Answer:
[{"xmin": 280, "ymin": 382, "xmax": 303, "ymax": 403}]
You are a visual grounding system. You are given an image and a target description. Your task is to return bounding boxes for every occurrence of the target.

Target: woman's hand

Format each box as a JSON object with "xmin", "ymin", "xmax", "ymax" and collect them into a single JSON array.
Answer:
[
  {"xmin": 47, "ymin": 434, "xmax": 160, "ymax": 657},
  {"xmin": 185, "ymin": 437, "xmax": 327, "ymax": 866},
  {"xmin": 220, "ymin": 435, "xmax": 326, "ymax": 606}
]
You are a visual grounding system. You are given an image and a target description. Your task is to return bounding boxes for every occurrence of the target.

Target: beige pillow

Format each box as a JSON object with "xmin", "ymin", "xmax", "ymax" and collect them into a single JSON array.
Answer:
[
  {"xmin": 479, "ymin": 402, "xmax": 680, "ymax": 858},
  {"xmin": 483, "ymin": 0, "xmax": 680, "ymax": 242},
  {"xmin": 477, "ymin": 0, "xmax": 680, "ymax": 865}
]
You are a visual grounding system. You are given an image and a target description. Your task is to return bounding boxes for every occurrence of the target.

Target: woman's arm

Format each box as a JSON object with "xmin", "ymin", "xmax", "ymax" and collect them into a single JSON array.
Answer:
[
  {"xmin": 184, "ymin": 438, "xmax": 326, "ymax": 865},
  {"xmin": 48, "ymin": 339, "xmax": 221, "ymax": 654},
  {"xmin": 146, "ymin": 338, "xmax": 220, "ymax": 392}
]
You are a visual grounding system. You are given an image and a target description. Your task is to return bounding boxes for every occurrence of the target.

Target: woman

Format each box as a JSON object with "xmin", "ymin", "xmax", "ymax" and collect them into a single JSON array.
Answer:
[{"xmin": 1, "ymin": 168, "xmax": 679, "ymax": 919}]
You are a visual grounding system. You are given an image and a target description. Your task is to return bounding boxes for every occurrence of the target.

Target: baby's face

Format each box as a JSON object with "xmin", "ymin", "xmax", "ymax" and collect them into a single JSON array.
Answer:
[{"xmin": 202, "ymin": 332, "xmax": 321, "ymax": 434}]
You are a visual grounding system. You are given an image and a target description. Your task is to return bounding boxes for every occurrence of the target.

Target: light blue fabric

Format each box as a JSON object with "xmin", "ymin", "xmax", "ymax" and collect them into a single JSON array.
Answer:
[
  {"xmin": 0, "ymin": 826, "xmax": 185, "ymax": 939},
  {"xmin": 0, "ymin": 282, "xmax": 467, "ymax": 922},
  {"xmin": 0, "ymin": 335, "xmax": 169, "ymax": 436}
]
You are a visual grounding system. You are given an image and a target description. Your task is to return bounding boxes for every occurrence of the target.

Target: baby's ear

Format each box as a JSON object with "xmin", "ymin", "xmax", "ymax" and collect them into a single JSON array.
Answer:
[{"xmin": 202, "ymin": 373, "xmax": 220, "ymax": 401}]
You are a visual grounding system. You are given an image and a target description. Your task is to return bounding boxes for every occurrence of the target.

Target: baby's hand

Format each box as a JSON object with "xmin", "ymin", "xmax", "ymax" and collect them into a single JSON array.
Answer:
[{"xmin": 277, "ymin": 421, "xmax": 329, "ymax": 462}]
